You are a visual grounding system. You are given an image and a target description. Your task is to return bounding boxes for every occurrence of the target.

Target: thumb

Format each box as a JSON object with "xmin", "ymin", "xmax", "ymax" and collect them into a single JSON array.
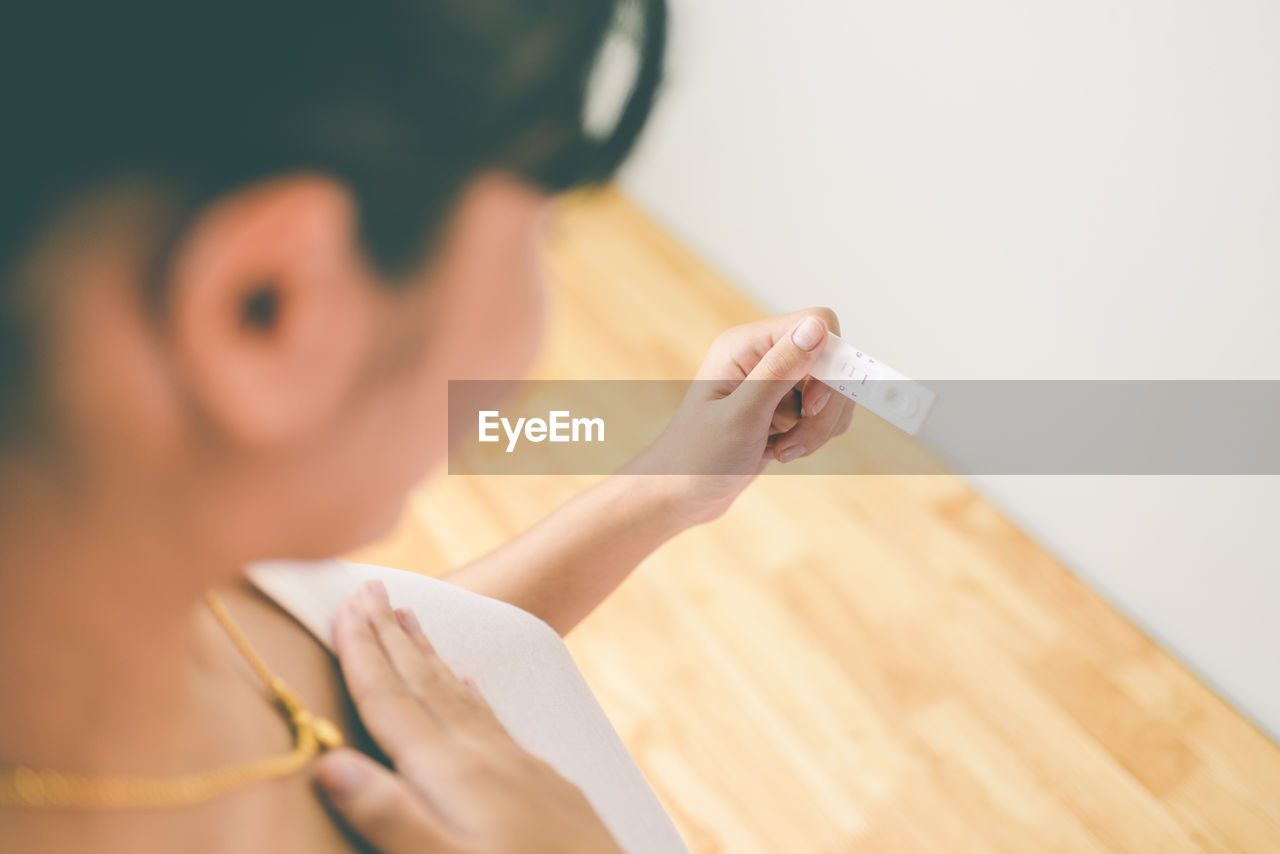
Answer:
[
  {"xmin": 315, "ymin": 749, "xmax": 459, "ymax": 853},
  {"xmin": 733, "ymin": 315, "xmax": 829, "ymax": 412}
]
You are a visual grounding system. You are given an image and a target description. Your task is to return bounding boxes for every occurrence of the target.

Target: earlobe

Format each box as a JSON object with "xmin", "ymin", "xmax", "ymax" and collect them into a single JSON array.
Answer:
[{"xmin": 163, "ymin": 175, "xmax": 377, "ymax": 448}]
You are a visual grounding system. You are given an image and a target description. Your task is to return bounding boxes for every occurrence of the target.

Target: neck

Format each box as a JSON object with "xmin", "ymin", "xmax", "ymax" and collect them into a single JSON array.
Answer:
[{"xmin": 0, "ymin": 460, "xmax": 242, "ymax": 775}]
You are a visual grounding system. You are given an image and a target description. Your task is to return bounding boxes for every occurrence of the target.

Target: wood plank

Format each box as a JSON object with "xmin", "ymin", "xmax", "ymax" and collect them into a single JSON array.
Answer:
[{"xmin": 346, "ymin": 186, "xmax": 1280, "ymax": 854}]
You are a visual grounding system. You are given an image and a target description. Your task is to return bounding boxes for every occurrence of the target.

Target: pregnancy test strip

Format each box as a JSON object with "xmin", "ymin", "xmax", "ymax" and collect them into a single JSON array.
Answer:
[{"xmin": 809, "ymin": 332, "xmax": 937, "ymax": 435}]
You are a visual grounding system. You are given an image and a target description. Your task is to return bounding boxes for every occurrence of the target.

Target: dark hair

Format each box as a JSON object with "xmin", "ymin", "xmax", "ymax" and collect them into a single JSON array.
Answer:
[{"xmin": 0, "ymin": 0, "xmax": 666, "ymax": 442}]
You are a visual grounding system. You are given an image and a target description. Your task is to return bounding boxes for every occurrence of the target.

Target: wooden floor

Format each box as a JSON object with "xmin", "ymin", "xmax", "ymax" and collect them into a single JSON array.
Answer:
[{"xmin": 346, "ymin": 187, "xmax": 1280, "ymax": 854}]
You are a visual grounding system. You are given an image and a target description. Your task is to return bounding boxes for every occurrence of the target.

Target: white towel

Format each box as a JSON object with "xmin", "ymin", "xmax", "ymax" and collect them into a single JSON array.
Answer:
[{"xmin": 247, "ymin": 558, "xmax": 691, "ymax": 854}]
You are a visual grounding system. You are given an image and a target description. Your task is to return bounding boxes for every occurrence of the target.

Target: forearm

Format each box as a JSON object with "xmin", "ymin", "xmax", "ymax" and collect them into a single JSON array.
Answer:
[{"xmin": 439, "ymin": 473, "xmax": 692, "ymax": 637}]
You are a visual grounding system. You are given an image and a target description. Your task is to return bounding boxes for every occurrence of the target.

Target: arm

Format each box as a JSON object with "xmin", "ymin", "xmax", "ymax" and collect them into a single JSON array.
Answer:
[
  {"xmin": 438, "ymin": 472, "xmax": 690, "ymax": 637},
  {"xmin": 441, "ymin": 309, "xmax": 854, "ymax": 637}
]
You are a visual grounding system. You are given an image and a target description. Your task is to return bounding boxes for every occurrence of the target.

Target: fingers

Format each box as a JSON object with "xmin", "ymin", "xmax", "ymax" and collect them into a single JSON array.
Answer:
[
  {"xmin": 336, "ymin": 581, "xmax": 504, "ymax": 762},
  {"xmin": 361, "ymin": 586, "xmax": 455, "ymax": 719},
  {"xmin": 332, "ymin": 586, "xmax": 448, "ymax": 766},
  {"xmin": 733, "ymin": 315, "xmax": 829, "ymax": 414},
  {"xmin": 737, "ymin": 306, "xmax": 841, "ymax": 347},
  {"xmin": 798, "ymin": 376, "xmax": 832, "ymax": 419},
  {"xmin": 315, "ymin": 748, "xmax": 460, "ymax": 853},
  {"xmin": 373, "ymin": 598, "xmax": 502, "ymax": 730},
  {"xmin": 769, "ymin": 386, "xmax": 803, "ymax": 435},
  {"xmin": 772, "ymin": 388, "xmax": 854, "ymax": 463},
  {"xmin": 701, "ymin": 307, "xmax": 839, "ymax": 382},
  {"xmin": 402, "ymin": 615, "xmax": 493, "ymax": 715}
]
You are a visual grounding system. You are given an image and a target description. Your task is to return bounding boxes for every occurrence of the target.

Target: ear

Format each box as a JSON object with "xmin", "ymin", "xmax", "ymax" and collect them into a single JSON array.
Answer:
[{"xmin": 164, "ymin": 174, "xmax": 380, "ymax": 447}]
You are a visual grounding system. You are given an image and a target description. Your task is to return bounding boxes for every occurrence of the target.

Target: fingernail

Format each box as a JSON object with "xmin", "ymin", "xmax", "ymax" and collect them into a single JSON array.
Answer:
[
  {"xmin": 809, "ymin": 388, "xmax": 832, "ymax": 416},
  {"xmin": 361, "ymin": 580, "xmax": 390, "ymax": 607},
  {"xmin": 318, "ymin": 752, "xmax": 367, "ymax": 797},
  {"xmin": 462, "ymin": 676, "xmax": 481, "ymax": 696},
  {"xmin": 792, "ymin": 317, "xmax": 824, "ymax": 351},
  {"xmin": 778, "ymin": 445, "xmax": 806, "ymax": 462},
  {"xmin": 395, "ymin": 607, "xmax": 421, "ymax": 634}
]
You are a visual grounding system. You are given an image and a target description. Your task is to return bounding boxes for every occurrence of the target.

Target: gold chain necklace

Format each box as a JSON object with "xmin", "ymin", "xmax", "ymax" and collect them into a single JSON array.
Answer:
[{"xmin": 0, "ymin": 591, "xmax": 344, "ymax": 809}]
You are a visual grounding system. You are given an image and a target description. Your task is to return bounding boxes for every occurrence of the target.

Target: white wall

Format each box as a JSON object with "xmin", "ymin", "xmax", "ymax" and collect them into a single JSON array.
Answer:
[{"xmin": 620, "ymin": 0, "xmax": 1280, "ymax": 737}]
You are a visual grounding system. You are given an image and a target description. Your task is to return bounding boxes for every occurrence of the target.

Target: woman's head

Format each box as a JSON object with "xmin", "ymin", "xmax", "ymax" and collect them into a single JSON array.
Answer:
[{"xmin": 0, "ymin": 0, "xmax": 664, "ymax": 566}]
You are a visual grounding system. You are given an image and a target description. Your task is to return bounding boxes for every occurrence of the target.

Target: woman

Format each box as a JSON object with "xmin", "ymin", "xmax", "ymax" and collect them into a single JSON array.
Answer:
[{"xmin": 0, "ymin": 1, "xmax": 852, "ymax": 852}]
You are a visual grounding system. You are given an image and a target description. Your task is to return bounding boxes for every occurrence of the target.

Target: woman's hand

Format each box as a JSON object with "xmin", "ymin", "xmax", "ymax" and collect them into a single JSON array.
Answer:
[
  {"xmin": 434, "ymin": 308, "xmax": 855, "ymax": 638},
  {"xmin": 314, "ymin": 580, "xmax": 625, "ymax": 854},
  {"xmin": 623, "ymin": 307, "xmax": 855, "ymax": 526}
]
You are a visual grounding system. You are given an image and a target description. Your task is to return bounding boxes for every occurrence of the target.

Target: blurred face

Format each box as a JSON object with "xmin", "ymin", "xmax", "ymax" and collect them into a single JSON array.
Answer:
[
  {"xmin": 339, "ymin": 172, "xmax": 552, "ymax": 541},
  {"xmin": 33, "ymin": 169, "xmax": 552, "ymax": 570}
]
